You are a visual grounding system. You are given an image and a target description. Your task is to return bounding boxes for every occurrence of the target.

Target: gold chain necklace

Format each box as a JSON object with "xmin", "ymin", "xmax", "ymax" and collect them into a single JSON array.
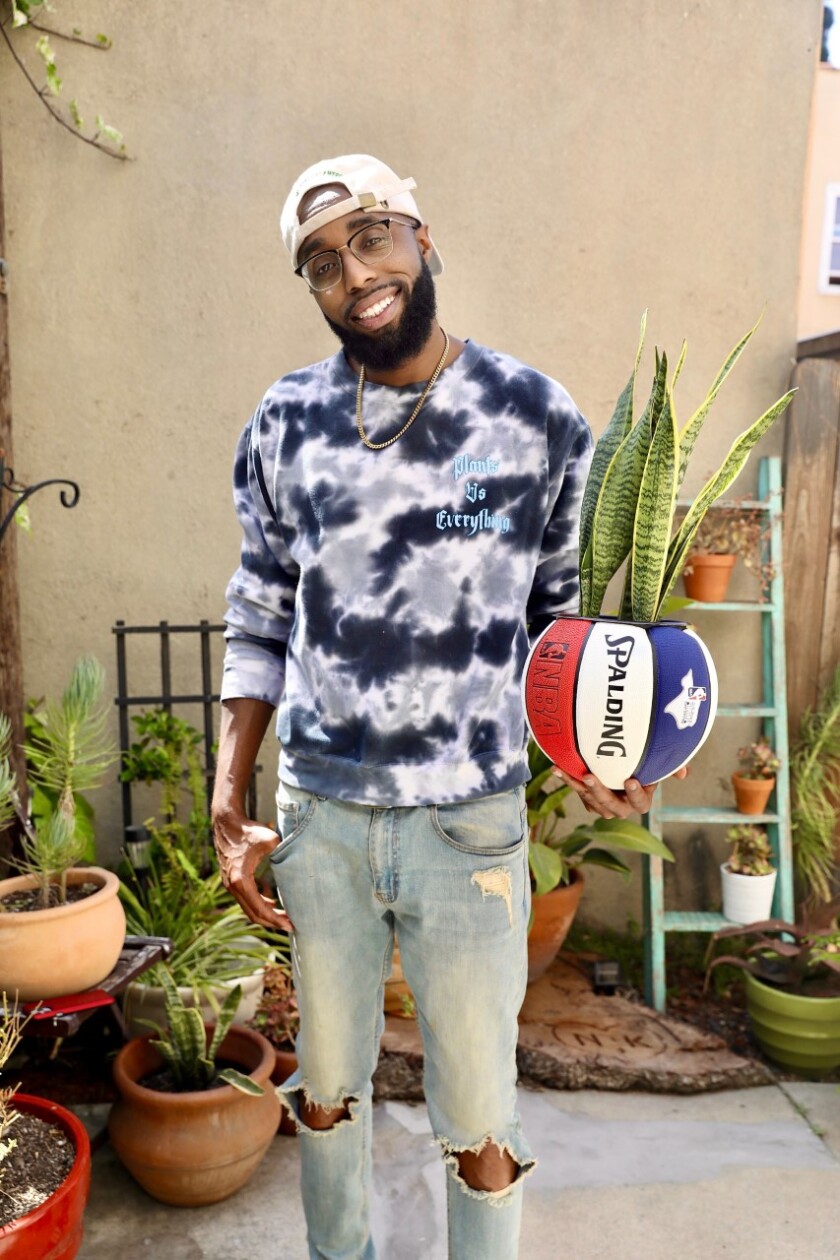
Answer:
[{"xmin": 356, "ymin": 331, "xmax": 450, "ymax": 451}]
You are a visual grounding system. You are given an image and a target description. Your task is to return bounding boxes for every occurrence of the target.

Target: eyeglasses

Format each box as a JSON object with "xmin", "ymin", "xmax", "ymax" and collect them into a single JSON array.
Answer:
[{"xmin": 295, "ymin": 217, "xmax": 416, "ymax": 292}]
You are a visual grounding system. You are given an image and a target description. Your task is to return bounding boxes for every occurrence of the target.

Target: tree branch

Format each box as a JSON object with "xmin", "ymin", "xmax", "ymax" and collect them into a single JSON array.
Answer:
[
  {"xmin": 0, "ymin": 21, "xmax": 126, "ymax": 161},
  {"xmin": 27, "ymin": 20, "xmax": 110, "ymax": 52}
]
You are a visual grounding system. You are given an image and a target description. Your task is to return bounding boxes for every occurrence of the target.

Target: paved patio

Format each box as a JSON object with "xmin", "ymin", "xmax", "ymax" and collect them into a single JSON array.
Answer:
[{"xmin": 76, "ymin": 1080, "xmax": 840, "ymax": 1260}]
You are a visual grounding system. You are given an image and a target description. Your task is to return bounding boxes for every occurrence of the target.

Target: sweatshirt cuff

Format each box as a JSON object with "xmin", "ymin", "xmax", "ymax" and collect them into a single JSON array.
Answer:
[{"xmin": 220, "ymin": 639, "xmax": 285, "ymax": 707}]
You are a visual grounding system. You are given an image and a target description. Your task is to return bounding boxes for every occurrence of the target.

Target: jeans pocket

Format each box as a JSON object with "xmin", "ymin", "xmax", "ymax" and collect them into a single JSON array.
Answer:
[
  {"xmin": 270, "ymin": 781, "xmax": 318, "ymax": 864},
  {"xmin": 431, "ymin": 786, "xmax": 526, "ymax": 857}
]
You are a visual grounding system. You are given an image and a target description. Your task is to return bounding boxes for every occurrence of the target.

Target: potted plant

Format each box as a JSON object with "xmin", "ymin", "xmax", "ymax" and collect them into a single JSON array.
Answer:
[
  {"xmin": 731, "ymin": 741, "xmax": 780, "ymax": 815},
  {"xmin": 0, "ymin": 658, "xmax": 125, "ymax": 1001},
  {"xmin": 525, "ymin": 742, "xmax": 674, "ymax": 981},
  {"xmin": 721, "ymin": 824, "xmax": 777, "ymax": 924},
  {"xmin": 681, "ymin": 504, "xmax": 774, "ymax": 603},
  {"xmin": 108, "ymin": 967, "xmax": 280, "ymax": 1205},
  {"xmin": 0, "ymin": 994, "xmax": 91, "ymax": 1258},
  {"xmin": 524, "ymin": 313, "xmax": 794, "ymax": 788},
  {"xmin": 705, "ymin": 919, "xmax": 840, "ymax": 1073},
  {"xmin": 790, "ymin": 662, "xmax": 840, "ymax": 914},
  {"xmin": 117, "ymin": 707, "xmax": 275, "ymax": 1033}
]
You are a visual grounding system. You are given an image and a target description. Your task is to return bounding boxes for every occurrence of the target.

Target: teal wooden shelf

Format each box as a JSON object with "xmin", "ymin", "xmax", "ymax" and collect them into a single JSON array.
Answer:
[{"xmin": 643, "ymin": 457, "xmax": 793, "ymax": 1012}]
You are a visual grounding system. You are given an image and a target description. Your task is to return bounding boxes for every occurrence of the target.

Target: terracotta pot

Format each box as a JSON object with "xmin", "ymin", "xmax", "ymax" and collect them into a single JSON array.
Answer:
[
  {"xmin": 527, "ymin": 869, "xmax": 585, "ymax": 984},
  {"xmin": 270, "ymin": 1047, "xmax": 299, "ymax": 1136},
  {"xmin": 682, "ymin": 553, "xmax": 737, "ymax": 602},
  {"xmin": 0, "ymin": 868, "xmax": 126, "ymax": 1001},
  {"xmin": 109, "ymin": 1024, "xmax": 280, "ymax": 1206},
  {"xmin": 731, "ymin": 773, "xmax": 775, "ymax": 816},
  {"xmin": 0, "ymin": 1094, "xmax": 91, "ymax": 1260},
  {"xmin": 720, "ymin": 863, "xmax": 777, "ymax": 924}
]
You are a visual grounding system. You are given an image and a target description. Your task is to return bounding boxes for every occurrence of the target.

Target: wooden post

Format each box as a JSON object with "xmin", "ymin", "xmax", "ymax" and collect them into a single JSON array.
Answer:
[{"xmin": 0, "ymin": 105, "xmax": 27, "ymax": 873}]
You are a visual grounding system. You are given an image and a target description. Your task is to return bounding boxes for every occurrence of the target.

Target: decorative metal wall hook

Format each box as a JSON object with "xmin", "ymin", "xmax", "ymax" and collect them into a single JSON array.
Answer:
[{"xmin": 0, "ymin": 451, "xmax": 80, "ymax": 548}]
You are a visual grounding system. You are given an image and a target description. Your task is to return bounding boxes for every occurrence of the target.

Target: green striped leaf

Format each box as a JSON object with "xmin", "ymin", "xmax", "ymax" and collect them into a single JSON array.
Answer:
[
  {"xmin": 631, "ymin": 387, "xmax": 678, "ymax": 621},
  {"xmin": 655, "ymin": 388, "xmax": 795, "ymax": 618},
  {"xmin": 218, "ymin": 1067, "xmax": 264, "ymax": 1096},
  {"xmin": 585, "ymin": 352, "xmax": 668, "ymax": 617},
  {"xmin": 676, "ymin": 315, "xmax": 762, "ymax": 490},
  {"xmin": 579, "ymin": 310, "xmax": 647, "ymax": 566}
]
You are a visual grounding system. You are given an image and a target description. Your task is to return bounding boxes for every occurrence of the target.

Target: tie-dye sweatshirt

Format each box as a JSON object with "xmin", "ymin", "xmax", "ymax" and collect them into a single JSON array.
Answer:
[{"xmin": 221, "ymin": 339, "xmax": 593, "ymax": 805}]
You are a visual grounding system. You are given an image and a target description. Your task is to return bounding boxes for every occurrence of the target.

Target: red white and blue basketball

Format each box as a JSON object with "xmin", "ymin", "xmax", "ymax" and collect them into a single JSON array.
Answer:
[{"xmin": 522, "ymin": 616, "xmax": 718, "ymax": 790}]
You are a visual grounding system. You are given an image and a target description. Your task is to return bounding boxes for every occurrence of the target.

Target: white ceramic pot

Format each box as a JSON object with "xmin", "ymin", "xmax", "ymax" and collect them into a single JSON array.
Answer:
[
  {"xmin": 123, "ymin": 964, "xmax": 267, "ymax": 1038},
  {"xmin": 721, "ymin": 863, "xmax": 777, "ymax": 925}
]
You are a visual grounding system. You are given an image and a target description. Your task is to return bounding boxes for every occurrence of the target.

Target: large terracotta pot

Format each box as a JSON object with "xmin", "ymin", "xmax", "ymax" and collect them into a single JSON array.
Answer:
[
  {"xmin": 746, "ymin": 974, "xmax": 840, "ymax": 1075},
  {"xmin": 682, "ymin": 552, "xmax": 737, "ymax": 602},
  {"xmin": 0, "ymin": 1094, "xmax": 91, "ymax": 1260},
  {"xmin": 109, "ymin": 1024, "xmax": 280, "ymax": 1206},
  {"xmin": 527, "ymin": 869, "xmax": 585, "ymax": 983},
  {"xmin": 0, "ymin": 868, "xmax": 126, "ymax": 1001},
  {"xmin": 731, "ymin": 773, "xmax": 775, "ymax": 816}
]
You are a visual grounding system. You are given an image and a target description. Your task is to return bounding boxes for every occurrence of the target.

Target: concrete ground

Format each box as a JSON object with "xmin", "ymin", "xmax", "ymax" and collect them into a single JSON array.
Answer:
[{"xmin": 75, "ymin": 1081, "xmax": 840, "ymax": 1260}]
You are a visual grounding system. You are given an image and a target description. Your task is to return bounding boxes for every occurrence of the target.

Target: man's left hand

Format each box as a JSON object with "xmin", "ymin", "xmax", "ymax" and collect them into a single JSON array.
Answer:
[{"xmin": 555, "ymin": 765, "xmax": 688, "ymax": 819}]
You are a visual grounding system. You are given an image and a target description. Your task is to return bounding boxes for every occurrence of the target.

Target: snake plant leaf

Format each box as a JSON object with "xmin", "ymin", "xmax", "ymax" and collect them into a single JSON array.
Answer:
[
  {"xmin": 655, "ymin": 387, "xmax": 796, "ymax": 618},
  {"xmin": 579, "ymin": 310, "xmax": 647, "ymax": 567},
  {"xmin": 207, "ymin": 982, "xmax": 243, "ymax": 1063},
  {"xmin": 670, "ymin": 340, "xmax": 687, "ymax": 393},
  {"xmin": 675, "ymin": 315, "xmax": 762, "ymax": 490},
  {"xmin": 630, "ymin": 386, "xmax": 679, "ymax": 622},
  {"xmin": 584, "ymin": 351, "xmax": 668, "ymax": 616},
  {"xmin": 528, "ymin": 840, "xmax": 564, "ymax": 897},
  {"xmin": 218, "ymin": 1067, "xmax": 265, "ymax": 1095}
]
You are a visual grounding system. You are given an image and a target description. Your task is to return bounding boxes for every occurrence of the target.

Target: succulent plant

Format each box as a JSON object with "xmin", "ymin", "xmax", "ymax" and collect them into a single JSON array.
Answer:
[{"xmin": 724, "ymin": 824, "xmax": 774, "ymax": 877}]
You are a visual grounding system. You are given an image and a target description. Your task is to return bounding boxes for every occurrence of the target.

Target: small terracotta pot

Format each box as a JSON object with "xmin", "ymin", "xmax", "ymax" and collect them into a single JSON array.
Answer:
[
  {"xmin": 109, "ymin": 1025, "xmax": 280, "ymax": 1206},
  {"xmin": 682, "ymin": 553, "xmax": 737, "ymax": 602},
  {"xmin": 0, "ymin": 868, "xmax": 126, "ymax": 1001},
  {"xmin": 731, "ymin": 773, "xmax": 775, "ymax": 816},
  {"xmin": 0, "ymin": 1094, "xmax": 91, "ymax": 1260},
  {"xmin": 527, "ymin": 869, "xmax": 585, "ymax": 984}
]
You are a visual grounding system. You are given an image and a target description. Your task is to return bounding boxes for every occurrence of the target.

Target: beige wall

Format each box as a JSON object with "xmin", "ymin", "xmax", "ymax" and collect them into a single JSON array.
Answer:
[
  {"xmin": 0, "ymin": 1, "xmax": 822, "ymax": 926},
  {"xmin": 798, "ymin": 63, "xmax": 840, "ymax": 338}
]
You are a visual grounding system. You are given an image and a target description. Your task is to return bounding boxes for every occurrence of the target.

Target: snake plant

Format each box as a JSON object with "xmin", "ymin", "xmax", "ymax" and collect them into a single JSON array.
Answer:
[
  {"xmin": 579, "ymin": 314, "xmax": 795, "ymax": 622},
  {"xmin": 143, "ymin": 967, "xmax": 264, "ymax": 1095}
]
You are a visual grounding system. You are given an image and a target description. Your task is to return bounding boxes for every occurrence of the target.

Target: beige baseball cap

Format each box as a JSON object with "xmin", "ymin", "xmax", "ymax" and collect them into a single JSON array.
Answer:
[{"xmin": 280, "ymin": 154, "xmax": 443, "ymax": 275}]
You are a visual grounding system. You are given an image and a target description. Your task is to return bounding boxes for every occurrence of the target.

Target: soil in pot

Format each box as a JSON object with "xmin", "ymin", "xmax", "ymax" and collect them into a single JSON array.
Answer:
[
  {"xmin": 0, "ymin": 1112, "xmax": 74, "ymax": 1228},
  {"xmin": 0, "ymin": 883, "xmax": 100, "ymax": 913}
]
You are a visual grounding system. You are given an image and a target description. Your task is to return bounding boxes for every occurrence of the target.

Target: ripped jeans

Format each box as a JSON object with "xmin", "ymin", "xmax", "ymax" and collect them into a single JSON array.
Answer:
[{"xmin": 269, "ymin": 782, "xmax": 535, "ymax": 1260}]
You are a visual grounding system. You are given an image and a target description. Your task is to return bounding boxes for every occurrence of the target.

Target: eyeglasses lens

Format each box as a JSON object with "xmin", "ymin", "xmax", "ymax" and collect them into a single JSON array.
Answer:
[{"xmin": 303, "ymin": 221, "xmax": 395, "ymax": 291}]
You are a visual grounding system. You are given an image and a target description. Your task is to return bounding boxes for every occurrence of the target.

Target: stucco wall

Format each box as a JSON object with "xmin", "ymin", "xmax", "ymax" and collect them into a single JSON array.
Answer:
[
  {"xmin": 798, "ymin": 63, "xmax": 840, "ymax": 338},
  {"xmin": 0, "ymin": 1, "xmax": 822, "ymax": 927}
]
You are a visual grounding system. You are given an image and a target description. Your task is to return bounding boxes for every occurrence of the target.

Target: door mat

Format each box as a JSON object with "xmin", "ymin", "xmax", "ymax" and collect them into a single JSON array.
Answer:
[{"xmin": 373, "ymin": 953, "xmax": 772, "ymax": 1100}]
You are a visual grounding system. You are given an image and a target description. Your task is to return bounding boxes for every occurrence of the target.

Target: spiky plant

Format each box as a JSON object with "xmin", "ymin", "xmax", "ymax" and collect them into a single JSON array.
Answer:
[
  {"xmin": 143, "ymin": 967, "xmax": 264, "ymax": 1096},
  {"xmin": 790, "ymin": 664, "xmax": 840, "ymax": 907},
  {"xmin": 0, "ymin": 994, "xmax": 31, "ymax": 1168},
  {"xmin": 1, "ymin": 657, "xmax": 116, "ymax": 906},
  {"xmin": 578, "ymin": 314, "xmax": 795, "ymax": 622},
  {"xmin": 705, "ymin": 919, "xmax": 840, "ymax": 996}
]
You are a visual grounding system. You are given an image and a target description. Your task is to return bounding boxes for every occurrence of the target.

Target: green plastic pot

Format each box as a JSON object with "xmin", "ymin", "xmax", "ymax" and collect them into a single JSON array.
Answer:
[{"xmin": 746, "ymin": 973, "xmax": 840, "ymax": 1074}]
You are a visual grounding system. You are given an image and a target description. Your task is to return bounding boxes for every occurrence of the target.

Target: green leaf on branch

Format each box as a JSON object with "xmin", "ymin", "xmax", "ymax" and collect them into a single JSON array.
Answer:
[
  {"xmin": 69, "ymin": 98, "xmax": 84, "ymax": 129},
  {"xmin": 35, "ymin": 35, "xmax": 61, "ymax": 96},
  {"xmin": 95, "ymin": 115, "xmax": 124, "ymax": 149}
]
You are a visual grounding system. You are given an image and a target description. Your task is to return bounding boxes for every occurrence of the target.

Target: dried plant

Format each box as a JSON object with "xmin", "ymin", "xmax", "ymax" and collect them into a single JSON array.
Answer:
[
  {"xmin": 0, "ymin": 994, "xmax": 32, "ymax": 1167},
  {"xmin": 248, "ymin": 963, "xmax": 299, "ymax": 1051},
  {"xmin": 682, "ymin": 503, "xmax": 776, "ymax": 596}
]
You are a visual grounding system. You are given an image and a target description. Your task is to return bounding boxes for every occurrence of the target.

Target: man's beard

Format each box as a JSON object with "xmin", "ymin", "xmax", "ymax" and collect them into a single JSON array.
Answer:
[{"xmin": 323, "ymin": 260, "xmax": 437, "ymax": 372}]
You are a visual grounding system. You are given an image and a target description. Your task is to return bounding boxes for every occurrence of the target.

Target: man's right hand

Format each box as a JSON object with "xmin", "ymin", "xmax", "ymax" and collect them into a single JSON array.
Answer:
[{"xmin": 213, "ymin": 807, "xmax": 293, "ymax": 932}]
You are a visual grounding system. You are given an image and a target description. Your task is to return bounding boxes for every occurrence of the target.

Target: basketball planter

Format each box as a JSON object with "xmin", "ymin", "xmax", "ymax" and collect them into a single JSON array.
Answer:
[
  {"xmin": 524, "ymin": 615, "xmax": 718, "ymax": 790},
  {"xmin": 523, "ymin": 312, "xmax": 793, "ymax": 788}
]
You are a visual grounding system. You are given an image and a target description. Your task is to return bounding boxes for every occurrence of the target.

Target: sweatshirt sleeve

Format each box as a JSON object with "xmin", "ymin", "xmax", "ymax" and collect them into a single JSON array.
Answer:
[
  {"xmin": 526, "ymin": 407, "xmax": 594, "ymax": 639},
  {"xmin": 221, "ymin": 408, "xmax": 300, "ymax": 707}
]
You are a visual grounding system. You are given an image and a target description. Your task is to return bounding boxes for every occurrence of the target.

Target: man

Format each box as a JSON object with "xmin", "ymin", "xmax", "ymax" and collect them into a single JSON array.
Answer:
[{"xmin": 212, "ymin": 154, "xmax": 662, "ymax": 1259}]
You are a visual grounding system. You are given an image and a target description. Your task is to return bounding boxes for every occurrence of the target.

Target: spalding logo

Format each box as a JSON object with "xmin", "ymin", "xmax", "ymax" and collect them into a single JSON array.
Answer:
[
  {"xmin": 664, "ymin": 669, "xmax": 708, "ymax": 730},
  {"xmin": 596, "ymin": 633, "xmax": 636, "ymax": 758}
]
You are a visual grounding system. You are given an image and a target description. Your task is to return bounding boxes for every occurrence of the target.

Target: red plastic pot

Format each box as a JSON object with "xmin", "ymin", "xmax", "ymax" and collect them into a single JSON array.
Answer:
[{"xmin": 0, "ymin": 1094, "xmax": 91, "ymax": 1260}]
